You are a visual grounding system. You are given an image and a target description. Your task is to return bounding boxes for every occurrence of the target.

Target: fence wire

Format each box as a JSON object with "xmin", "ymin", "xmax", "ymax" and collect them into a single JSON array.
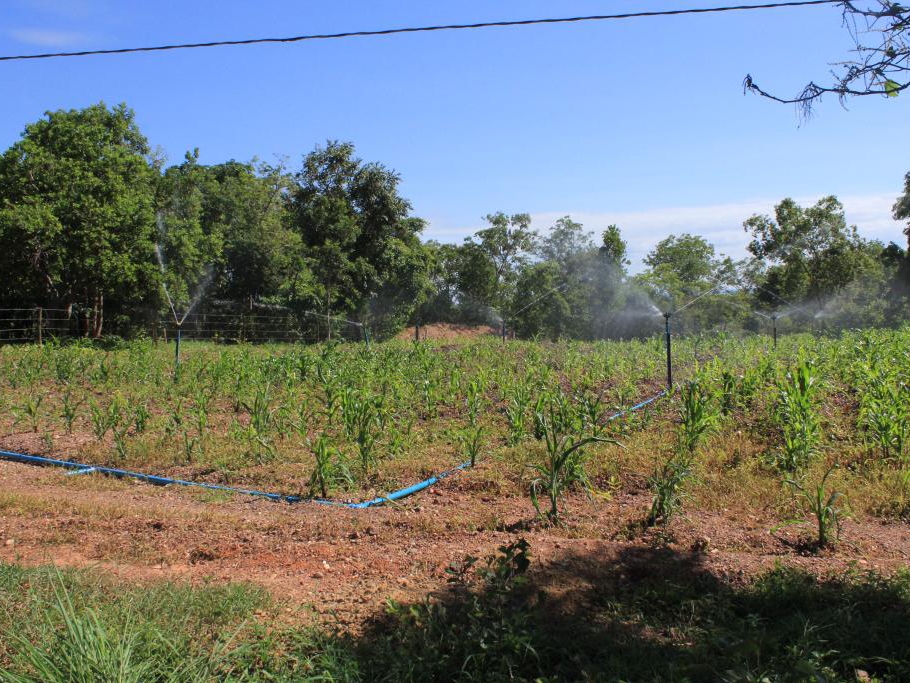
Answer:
[{"xmin": 0, "ymin": 307, "xmax": 366, "ymax": 345}]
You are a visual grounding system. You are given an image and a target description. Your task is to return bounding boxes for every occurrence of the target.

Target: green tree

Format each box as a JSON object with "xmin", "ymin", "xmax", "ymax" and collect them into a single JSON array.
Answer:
[
  {"xmin": 0, "ymin": 102, "xmax": 158, "ymax": 336},
  {"xmin": 892, "ymin": 171, "xmax": 910, "ymax": 296},
  {"xmin": 203, "ymin": 159, "xmax": 300, "ymax": 305},
  {"xmin": 467, "ymin": 212, "xmax": 537, "ymax": 311},
  {"xmin": 155, "ymin": 149, "xmax": 223, "ymax": 312},
  {"xmin": 637, "ymin": 233, "xmax": 737, "ymax": 333},
  {"xmin": 156, "ymin": 155, "xmax": 301, "ymax": 315},
  {"xmin": 600, "ymin": 224, "xmax": 630, "ymax": 268},
  {"xmin": 289, "ymin": 141, "xmax": 429, "ymax": 339},
  {"xmin": 744, "ymin": 196, "xmax": 879, "ymax": 310}
]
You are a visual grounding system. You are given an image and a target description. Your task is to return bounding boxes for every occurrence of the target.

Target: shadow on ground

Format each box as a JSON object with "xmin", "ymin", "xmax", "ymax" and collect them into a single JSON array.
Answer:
[{"xmin": 349, "ymin": 541, "xmax": 910, "ymax": 682}]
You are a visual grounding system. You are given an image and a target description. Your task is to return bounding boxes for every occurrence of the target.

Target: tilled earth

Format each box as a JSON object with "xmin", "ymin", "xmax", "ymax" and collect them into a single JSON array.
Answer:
[{"xmin": 1, "ymin": 457, "xmax": 909, "ymax": 629}]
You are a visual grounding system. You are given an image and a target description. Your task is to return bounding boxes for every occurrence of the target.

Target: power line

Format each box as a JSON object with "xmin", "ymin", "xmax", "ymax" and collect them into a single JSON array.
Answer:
[{"xmin": 0, "ymin": 0, "xmax": 841, "ymax": 63}]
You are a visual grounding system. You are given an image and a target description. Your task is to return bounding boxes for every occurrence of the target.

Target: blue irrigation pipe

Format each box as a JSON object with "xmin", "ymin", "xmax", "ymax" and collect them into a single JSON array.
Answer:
[{"xmin": 0, "ymin": 390, "xmax": 667, "ymax": 510}]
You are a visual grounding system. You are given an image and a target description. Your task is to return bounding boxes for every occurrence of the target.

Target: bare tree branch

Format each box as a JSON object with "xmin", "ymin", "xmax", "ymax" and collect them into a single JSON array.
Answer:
[{"xmin": 745, "ymin": 1, "xmax": 910, "ymax": 117}]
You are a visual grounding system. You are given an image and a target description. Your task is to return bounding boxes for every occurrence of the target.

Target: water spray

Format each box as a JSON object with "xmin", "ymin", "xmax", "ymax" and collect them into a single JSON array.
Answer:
[
  {"xmin": 657, "ymin": 281, "xmax": 729, "ymax": 390},
  {"xmin": 299, "ymin": 310, "xmax": 368, "ymax": 346},
  {"xmin": 503, "ymin": 282, "xmax": 570, "ymax": 343}
]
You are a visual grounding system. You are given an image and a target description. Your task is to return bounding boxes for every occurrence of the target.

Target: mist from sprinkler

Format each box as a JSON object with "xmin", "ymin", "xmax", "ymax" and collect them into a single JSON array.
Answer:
[{"xmin": 155, "ymin": 214, "xmax": 215, "ymax": 376}]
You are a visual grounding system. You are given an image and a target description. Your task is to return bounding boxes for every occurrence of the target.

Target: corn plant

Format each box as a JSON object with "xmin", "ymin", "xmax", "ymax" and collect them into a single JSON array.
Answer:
[
  {"xmin": 17, "ymin": 393, "xmax": 44, "ymax": 433},
  {"xmin": 340, "ymin": 387, "xmax": 383, "ymax": 477},
  {"xmin": 242, "ymin": 383, "xmax": 277, "ymax": 464},
  {"xmin": 859, "ymin": 374, "xmax": 909, "ymax": 463},
  {"xmin": 647, "ymin": 455, "xmax": 694, "ymax": 526},
  {"xmin": 456, "ymin": 424, "xmax": 484, "ymax": 467},
  {"xmin": 576, "ymin": 388, "xmax": 607, "ymax": 437},
  {"xmin": 132, "ymin": 402, "xmax": 151, "ymax": 434},
  {"xmin": 678, "ymin": 376, "xmax": 719, "ymax": 456},
  {"xmin": 111, "ymin": 422, "xmax": 131, "ymax": 461},
  {"xmin": 719, "ymin": 370, "xmax": 739, "ymax": 416},
  {"xmin": 89, "ymin": 398, "xmax": 123, "ymax": 442},
  {"xmin": 315, "ymin": 365, "xmax": 340, "ymax": 426},
  {"xmin": 774, "ymin": 361, "xmax": 820, "ymax": 472},
  {"xmin": 307, "ymin": 433, "xmax": 351, "ymax": 498},
  {"xmin": 528, "ymin": 389, "xmax": 619, "ymax": 523},
  {"xmin": 60, "ymin": 389, "xmax": 83, "ymax": 435},
  {"xmin": 776, "ymin": 463, "xmax": 848, "ymax": 548},
  {"xmin": 164, "ymin": 400, "xmax": 185, "ymax": 439},
  {"xmin": 504, "ymin": 384, "xmax": 531, "ymax": 446}
]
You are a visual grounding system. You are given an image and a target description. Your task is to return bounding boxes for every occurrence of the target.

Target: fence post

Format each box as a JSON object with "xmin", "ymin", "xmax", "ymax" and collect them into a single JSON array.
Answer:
[{"xmin": 36, "ymin": 307, "xmax": 43, "ymax": 345}]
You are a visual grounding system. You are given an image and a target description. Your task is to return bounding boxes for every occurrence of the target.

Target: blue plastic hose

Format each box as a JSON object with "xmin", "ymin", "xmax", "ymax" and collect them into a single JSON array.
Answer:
[{"xmin": 0, "ymin": 390, "xmax": 665, "ymax": 509}]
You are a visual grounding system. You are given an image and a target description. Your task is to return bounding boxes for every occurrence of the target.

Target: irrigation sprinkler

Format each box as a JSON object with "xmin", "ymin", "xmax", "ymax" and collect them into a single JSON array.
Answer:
[
  {"xmin": 174, "ymin": 323, "xmax": 182, "ymax": 375},
  {"xmin": 414, "ymin": 320, "xmax": 420, "ymax": 342}
]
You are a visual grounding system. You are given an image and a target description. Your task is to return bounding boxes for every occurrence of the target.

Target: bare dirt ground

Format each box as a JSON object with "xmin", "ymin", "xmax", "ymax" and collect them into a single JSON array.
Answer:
[
  {"xmin": 2, "ymin": 457, "xmax": 909, "ymax": 630},
  {"xmin": 395, "ymin": 323, "xmax": 499, "ymax": 342}
]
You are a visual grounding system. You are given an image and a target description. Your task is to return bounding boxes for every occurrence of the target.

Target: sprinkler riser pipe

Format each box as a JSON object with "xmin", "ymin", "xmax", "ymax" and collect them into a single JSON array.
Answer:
[
  {"xmin": 174, "ymin": 325, "xmax": 182, "ymax": 377},
  {"xmin": 664, "ymin": 313, "xmax": 672, "ymax": 390}
]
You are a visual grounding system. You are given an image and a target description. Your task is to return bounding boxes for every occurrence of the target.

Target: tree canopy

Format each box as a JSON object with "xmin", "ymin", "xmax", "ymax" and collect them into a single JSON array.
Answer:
[
  {"xmin": 0, "ymin": 102, "xmax": 906, "ymax": 341},
  {"xmin": 0, "ymin": 103, "xmax": 158, "ymax": 335}
]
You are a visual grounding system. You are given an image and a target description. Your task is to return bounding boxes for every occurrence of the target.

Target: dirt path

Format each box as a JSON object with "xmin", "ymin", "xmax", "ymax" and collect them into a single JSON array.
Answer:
[{"xmin": 2, "ymin": 459, "xmax": 909, "ymax": 628}]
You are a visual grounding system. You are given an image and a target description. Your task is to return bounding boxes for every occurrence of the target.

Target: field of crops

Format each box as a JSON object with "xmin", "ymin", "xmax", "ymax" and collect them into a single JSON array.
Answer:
[{"xmin": 2, "ymin": 328, "xmax": 910, "ymax": 680}]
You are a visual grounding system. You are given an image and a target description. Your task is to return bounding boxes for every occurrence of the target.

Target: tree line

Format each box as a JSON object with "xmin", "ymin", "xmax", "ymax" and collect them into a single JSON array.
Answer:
[{"xmin": 0, "ymin": 102, "xmax": 907, "ymax": 340}]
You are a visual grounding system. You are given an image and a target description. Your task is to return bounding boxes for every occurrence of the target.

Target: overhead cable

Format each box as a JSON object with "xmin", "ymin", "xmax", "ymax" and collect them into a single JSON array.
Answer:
[{"xmin": 0, "ymin": 0, "xmax": 840, "ymax": 62}]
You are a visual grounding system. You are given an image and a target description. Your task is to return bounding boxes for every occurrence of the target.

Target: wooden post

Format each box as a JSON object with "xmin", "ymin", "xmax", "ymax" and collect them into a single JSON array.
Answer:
[{"xmin": 36, "ymin": 307, "xmax": 43, "ymax": 345}]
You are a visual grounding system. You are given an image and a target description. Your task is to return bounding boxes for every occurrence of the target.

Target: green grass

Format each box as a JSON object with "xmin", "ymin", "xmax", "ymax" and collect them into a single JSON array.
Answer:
[{"xmin": 3, "ymin": 547, "xmax": 910, "ymax": 682}]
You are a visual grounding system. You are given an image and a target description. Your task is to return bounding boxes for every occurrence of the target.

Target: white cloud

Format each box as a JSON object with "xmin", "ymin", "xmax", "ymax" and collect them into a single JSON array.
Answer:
[
  {"xmin": 8, "ymin": 28, "xmax": 90, "ymax": 48},
  {"xmin": 424, "ymin": 193, "xmax": 907, "ymax": 272}
]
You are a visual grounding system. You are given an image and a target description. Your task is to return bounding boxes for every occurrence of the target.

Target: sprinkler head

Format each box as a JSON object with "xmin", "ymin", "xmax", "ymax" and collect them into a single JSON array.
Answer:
[{"xmin": 663, "ymin": 311, "xmax": 672, "ymax": 320}]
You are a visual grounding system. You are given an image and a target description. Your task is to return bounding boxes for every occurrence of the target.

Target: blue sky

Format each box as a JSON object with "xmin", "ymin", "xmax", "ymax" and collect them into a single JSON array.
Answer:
[{"xmin": 2, "ymin": 0, "xmax": 908, "ymax": 270}]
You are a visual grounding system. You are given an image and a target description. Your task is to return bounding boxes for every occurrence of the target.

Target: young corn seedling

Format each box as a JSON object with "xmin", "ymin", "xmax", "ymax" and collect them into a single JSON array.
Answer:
[
  {"xmin": 678, "ymin": 376, "xmax": 719, "ymax": 456},
  {"xmin": 774, "ymin": 361, "xmax": 820, "ymax": 472},
  {"xmin": 307, "ymin": 433, "xmax": 351, "ymax": 498},
  {"xmin": 529, "ymin": 389, "xmax": 620, "ymax": 524},
  {"xmin": 859, "ymin": 374, "xmax": 909, "ymax": 463},
  {"xmin": 504, "ymin": 384, "xmax": 531, "ymax": 446},
  {"xmin": 132, "ymin": 402, "xmax": 151, "ymax": 434},
  {"xmin": 243, "ymin": 383, "xmax": 277, "ymax": 464},
  {"xmin": 340, "ymin": 387, "xmax": 383, "ymax": 478},
  {"xmin": 88, "ymin": 398, "xmax": 122, "ymax": 442},
  {"xmin": 775, "ymin": 463, "xmax": 848, "ymax": 548},
  {"xmin": 60, "ymin": 389, "xmax": 83, "ymax": 435},
  {"xmin": 646, "ymin": 456, "xmax": 694, "ymax": 527},
  {"xmin": 17, "ymin": 393, "xmax": 44, "ymax": 433},
  {"xmin": 576, "ymin": 388, "xmax": 607, "ymax": 437},
  {"xmin": 315, "ymin": 365, "xmax": 340, "ymax": 426}
]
